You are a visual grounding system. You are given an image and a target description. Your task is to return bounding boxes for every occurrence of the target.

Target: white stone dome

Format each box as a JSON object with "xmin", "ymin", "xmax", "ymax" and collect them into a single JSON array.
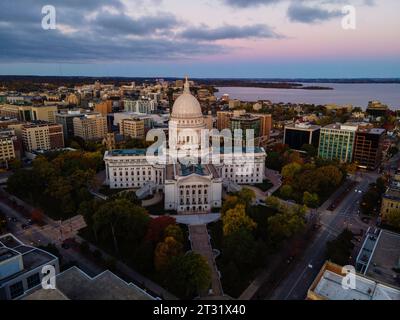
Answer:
[{"xmin": 171, "ymin": 77, "xmax": 202, "ymax": 119}]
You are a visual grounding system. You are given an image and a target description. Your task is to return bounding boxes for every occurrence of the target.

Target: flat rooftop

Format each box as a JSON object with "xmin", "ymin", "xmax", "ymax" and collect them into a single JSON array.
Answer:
[
  {"xmin": 285, "ymin": 123, "xmax": 321, "ymax": 131},
  {"xmin": 54, "ymin": 267, "xmax": 155, "ymax": 300},
  {"xmin": 215, "ymin": 146, "xmax": 265, "ymax": 154},
  {"xmin": 0, "ymin": 248, "xmax": 19, "ymax": 263},
  {"xmin": 109, "ymin": 149, "xmax": 147, "ymax": 156},
  {"xmin": 23, "ymin": 288, "xmax": 69, "ymax": 300},
  {"xmin": 308, "ymin": 262, "xmax": 400, "ymax": 300},
  {"xmin": 365, "ymin": 230, "xmax": 400, "ymax": 288},
  {"xmin": 323, "ymin": 123, "xmax": 359, "ymax": 131},
  {"xmin": 314, "ymin": 270, "xmax": 400, "ymax": 300},
  {"xmin": 0, "ymin": 234, "xmax": 57, "ymax": 286}
]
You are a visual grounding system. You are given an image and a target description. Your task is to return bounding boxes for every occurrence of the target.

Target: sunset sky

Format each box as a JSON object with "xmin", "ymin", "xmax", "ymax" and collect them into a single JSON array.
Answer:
[{"xmin": 0, "ymin": 0, "xmax": 399, "ymax": 77}]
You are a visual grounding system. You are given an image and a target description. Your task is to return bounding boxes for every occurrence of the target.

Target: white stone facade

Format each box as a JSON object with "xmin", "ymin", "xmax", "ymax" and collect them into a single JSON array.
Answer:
[{"xmin": 104, "ymin": 78, "xmax": 266, "ymax": 214}]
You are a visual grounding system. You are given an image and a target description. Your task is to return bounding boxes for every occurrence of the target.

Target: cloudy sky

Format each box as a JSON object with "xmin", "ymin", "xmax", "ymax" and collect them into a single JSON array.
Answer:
[{"xmin": 0, "ymin": 0, "xmax": 399, "ymax": 78}]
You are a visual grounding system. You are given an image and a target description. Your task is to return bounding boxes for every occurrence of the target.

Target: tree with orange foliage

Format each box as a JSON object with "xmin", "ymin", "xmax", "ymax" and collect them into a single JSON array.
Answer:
[{"xmin": 154, "ymin": 236, "xmax": 183, "ymax": 272}]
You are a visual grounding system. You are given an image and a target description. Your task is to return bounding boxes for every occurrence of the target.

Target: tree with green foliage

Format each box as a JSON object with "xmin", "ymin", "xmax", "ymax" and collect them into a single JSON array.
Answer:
[
  {"xmin": 280, "ymin": 185, "xmax": 293, "ymax": 199},
  {"xmin": 303, "ymin": 192, "xmax": 320, "ymax": 208},
  {"xmin": 265, "ymin": 196, "xmax": 282, "ymax": 211},
  {"xmin": 7, "ymin": 151, "xmax": 101, "ymax": 220},
  {"xmin": 238, "ymin": 188, "xmax": 256, "ymax": 206},
  {"xmin": 222, "ymin": 228, "xmax": 261, "ymax": 271},
  {"xmin": 165, "ymin": 252, "xmax": 211, "ymax": 299},
  {"xmin": 267, "ymin": 204, "xmax": 306, "ymax": 243},
  {"xmin": 93, "ymin": 199, "xmax": 150, "ymax": 253},
  {"xmin": 8, "ymin": 159, "xmax": 22, "ymax": 171},
  {"xmin": 360, "ymin": 185, "xmax": 381, "ymax": 216},
  {"xmin": 301, "ymin": 144, "xmax": 317, "ymax": 157},
  {"xmin": 282, "ymin": 162, "xmax": 302, "ymax": 182},
  {"xmin": 326, "ymin": 229, "xmax": 354, "ymax": 265},
  {"xmin": 265, "ymin": 151, "xmax": 284, "ymax": 171},
  {"xmin": 0, "ymin": 211, "xmax": 7, "ymax": 234}
]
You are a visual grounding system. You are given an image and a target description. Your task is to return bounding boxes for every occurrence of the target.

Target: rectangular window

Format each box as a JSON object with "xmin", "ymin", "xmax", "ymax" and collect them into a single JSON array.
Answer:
[
  {"xmin": 27, "ymin": 273, "xmax": 41, "ymax": 289},
  {"xmin": 10, "ymin": 281, "xmax": 24, "ymax": 299}
]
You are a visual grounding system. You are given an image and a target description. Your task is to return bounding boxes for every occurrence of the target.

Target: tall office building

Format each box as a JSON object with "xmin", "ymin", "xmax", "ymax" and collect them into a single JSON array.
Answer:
[
  {"xmin": 318, "ymin": 123, "xmax": 358, "ymax": 163},
  {"xmin": 229, "ymin": 113, "xmax": 261, "ymax": 140},
  {"xmin": 353, "ymin": 127, "xmax": 386, "ymax": 170},
  {"xmin": 284, "ymin": 123, "xmax": 321, "ymax": 151},
  {"xmin": 73, "ymin": 114, "xmax": 107, "ymax": 141}
]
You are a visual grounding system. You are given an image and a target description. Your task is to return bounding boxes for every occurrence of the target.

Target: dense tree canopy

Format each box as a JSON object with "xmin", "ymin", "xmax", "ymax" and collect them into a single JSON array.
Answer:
[
  {"xmin": 326, "ymin": 229, "xmax": 354, "ymax": 265},
  {"xmin": 165, "ymin": 252, "xmax": 211, "ymax": 299},
  {"xmin": 154, "ymin": 236, "xmax": 183, "ymax": 272},
  {"xmin": 222, "ymin": 204, "xmax": 257, "ymax": 236},
  {"xmin": 93, "ymin": 198, "xmax": 150, "ymax": 253},
  {"xmin": 7, "ymin": 152, "xmax": 102, "ymax": 220},
  {"xmin": 145, "ymin": 216, "xmax": 176, "ymax": 244},
  {"xmin": 279, "ymin": 162, "xmax": 344, "ymax": 206}
]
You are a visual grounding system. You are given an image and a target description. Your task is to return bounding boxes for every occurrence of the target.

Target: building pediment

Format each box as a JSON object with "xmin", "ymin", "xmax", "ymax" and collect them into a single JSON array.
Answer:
[{"xmin": 177, "ymin": 174, "xmax": 213, "ymax": 184}]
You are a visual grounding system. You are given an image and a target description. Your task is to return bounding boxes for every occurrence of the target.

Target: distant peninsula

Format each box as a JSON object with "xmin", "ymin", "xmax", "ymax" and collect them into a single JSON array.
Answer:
[{"xmin": 205, "ymin": 80, "xmax": 333, "ymax": 90}]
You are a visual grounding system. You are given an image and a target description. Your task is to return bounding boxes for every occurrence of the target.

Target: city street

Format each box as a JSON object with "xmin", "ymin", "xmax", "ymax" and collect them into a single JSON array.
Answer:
[
  {"xmin": 269, "ymin": 172, "xmax": 378, "ymax": 300},
  {"xmin": 0, "ymin": 201, "xmax": 104, "ymax": 277}
]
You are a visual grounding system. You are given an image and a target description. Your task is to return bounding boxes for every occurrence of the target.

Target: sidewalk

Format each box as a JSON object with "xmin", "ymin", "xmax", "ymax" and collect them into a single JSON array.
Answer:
[
  {"xmin": 189, "ymin": 224, "xmax": 224, "ymax": 298},
  {"xmin": 1, "ymin": 189, "xmax": 178, "ymax": 300}
]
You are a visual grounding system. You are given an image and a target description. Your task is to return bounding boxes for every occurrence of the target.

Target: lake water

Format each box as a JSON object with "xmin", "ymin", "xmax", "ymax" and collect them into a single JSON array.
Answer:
[{"xmin": 215, "ymin": 83, "xmax": 400, "ymax": 109}]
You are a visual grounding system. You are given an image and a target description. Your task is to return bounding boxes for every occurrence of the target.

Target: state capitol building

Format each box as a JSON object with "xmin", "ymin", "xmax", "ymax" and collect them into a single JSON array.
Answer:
[{"xmin": 104, "ymin": 78, "xmax": 267, "ymax": 214}]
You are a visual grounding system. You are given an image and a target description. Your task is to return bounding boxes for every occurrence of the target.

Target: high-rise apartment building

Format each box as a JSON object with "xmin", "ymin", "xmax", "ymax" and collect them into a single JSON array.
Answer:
[
  {"xmin": 0, "ymin": 130, "xmax": 17, "ymax": 165},
  {"xmin": 121, "ymin": 118, "xmax": 145, "ymax": 139},
  {"xmin": 22, "ymin": 122, "xmax": 64, "ymax": 152},
  {"xmin": 56, "ymin": 110, "xmax": 101, "ymax": 139},
  {"xmin": 123, "ymin": 99, "xmax": 156, "ymax": 114},
  {"xmin": 73, "ymin": 114, "xmax": 107, "ymax": 141},
  {"xmin": 217, "ymin": 110, "xmax": 271, "ymax": 140}
]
